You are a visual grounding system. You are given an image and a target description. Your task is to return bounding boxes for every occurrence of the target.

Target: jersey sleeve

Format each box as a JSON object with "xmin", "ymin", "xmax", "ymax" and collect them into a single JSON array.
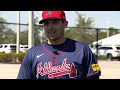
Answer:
[
  {"xmin": 17, "ymin": 50, "xmax": 34, "ymax": 79},
  {"xmin": 83, "ymin": 44, "xmax": 101, "ymax": 79}
]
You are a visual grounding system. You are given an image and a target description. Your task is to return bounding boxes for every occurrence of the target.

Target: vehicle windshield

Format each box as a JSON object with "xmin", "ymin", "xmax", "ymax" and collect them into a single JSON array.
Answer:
[
  {"xmin": 10, "ymin": 45, "xmax": 16, "ymax": 49},
  {"xmin": 116, "ymin": 47, "xmax": 120, "ymax": 50}
]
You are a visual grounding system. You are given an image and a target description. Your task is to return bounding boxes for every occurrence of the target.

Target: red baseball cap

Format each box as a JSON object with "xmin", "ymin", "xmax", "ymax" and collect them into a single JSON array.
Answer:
[{"xmin": 39, "ymin": 11, "xmax": 66, "ymax": 24}]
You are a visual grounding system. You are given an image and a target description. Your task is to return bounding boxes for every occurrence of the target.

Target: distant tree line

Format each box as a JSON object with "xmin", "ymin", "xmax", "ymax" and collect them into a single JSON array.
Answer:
[{"xmin": 65, "ymin": 11, "xmax": 119, "ymax": 44}]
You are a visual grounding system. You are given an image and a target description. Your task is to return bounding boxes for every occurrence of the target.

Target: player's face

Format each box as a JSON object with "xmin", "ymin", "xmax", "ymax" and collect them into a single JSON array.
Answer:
[{"xmin": 43, "ymin": 19, "xmax": 68, "ymax": 41}]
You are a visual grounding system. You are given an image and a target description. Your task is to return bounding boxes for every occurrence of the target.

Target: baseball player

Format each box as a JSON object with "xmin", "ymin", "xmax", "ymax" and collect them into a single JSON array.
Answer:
[{"xmin": 17, "ymin": 11, "xmax": 101, "ymax": 79}]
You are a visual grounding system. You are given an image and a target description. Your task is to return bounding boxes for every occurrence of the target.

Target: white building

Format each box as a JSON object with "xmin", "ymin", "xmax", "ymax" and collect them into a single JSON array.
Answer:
[
  {"xmin": 92, "ymin": 34, "xmax": 120, "ymax": 45},
  {"xmin": 89, "ymin": 34, "xmax": 120, "ymax": 54}
]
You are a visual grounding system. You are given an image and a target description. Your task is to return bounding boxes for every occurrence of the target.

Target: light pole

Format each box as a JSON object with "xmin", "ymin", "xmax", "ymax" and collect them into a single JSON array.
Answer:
[
  {"xmin": 16, "ymin": 11, "xmax": 20, "ymax": 54},
  {"xmin": 28, "ymin": 11, "xmax": 34, "ymax": 49},
  {"xmin": 106, "ymin": 21, "xmax": 111, "ymax": 37},
  {"xmin": 16, "ymin": 11, "xmax": 20, "ymax": 63},
  {"xmin": 40, "ymin": 27, "xmax": 44, "ymax": 43}
]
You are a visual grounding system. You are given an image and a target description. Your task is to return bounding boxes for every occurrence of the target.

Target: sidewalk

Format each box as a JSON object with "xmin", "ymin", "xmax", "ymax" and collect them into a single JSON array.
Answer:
[
  {"xmin": 0, "ymin": 60, "xmax": 120, "ymax": 79},
  {"xmin": 0, "ymin": 63, "xmax": 21, "ymax": 79},
  {"xmin": 98, "ymin": 60, "xmax": 120, "ymax": 79}
]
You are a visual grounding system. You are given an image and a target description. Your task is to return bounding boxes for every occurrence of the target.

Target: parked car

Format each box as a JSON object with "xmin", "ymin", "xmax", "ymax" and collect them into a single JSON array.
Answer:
[
  {"xmin": 0, "ymin": 44, "xmax": 16, "ymax": 53},
  {"xmin": 20, "ymin": 45, "xmax": 28, "ymax": 53},
  {"xmin": 97, "ymin": 45, "xmax": 120, "ymax": 61},
  {"xmin": 89, "ymin": 44, "xmax": 101, "ymax": 54}
]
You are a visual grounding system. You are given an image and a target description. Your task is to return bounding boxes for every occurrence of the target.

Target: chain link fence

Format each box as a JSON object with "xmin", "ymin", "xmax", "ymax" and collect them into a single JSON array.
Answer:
[
  {"xmin": 1, "ymin": 22, "xmax": 120, "ymax": 45},
  {"xmin": 0, "ymin": 22, "xmax": 120, "ymax": 61},
  {"xmin": 1, "ymin": 22, "xmax": 120, "ymax": 44}
]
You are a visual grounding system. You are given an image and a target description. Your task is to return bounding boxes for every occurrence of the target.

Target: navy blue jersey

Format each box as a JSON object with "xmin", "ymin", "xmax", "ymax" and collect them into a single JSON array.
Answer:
[{"xmin": 17, "ymin": 38, "xmax": 101, "ymax": 79}]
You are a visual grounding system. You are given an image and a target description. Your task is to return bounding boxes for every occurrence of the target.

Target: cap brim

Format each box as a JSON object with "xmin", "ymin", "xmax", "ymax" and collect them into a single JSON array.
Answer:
[
  {"xmin": 39, "ymin": 20, "xmax": 45, "ymax": 24},
  {"xmin": 39, "ymin": 17, "xmax": 63, "ymax": 24}
]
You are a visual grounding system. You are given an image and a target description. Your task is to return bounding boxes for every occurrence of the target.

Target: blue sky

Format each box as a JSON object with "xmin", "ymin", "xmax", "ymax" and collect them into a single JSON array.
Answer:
[{"xmin": 0, "ymin": 11, "xmax": 120, "ymax": 29}]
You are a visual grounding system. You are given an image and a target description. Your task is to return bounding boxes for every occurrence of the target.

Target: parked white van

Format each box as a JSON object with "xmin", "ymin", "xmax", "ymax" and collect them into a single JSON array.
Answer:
[
  {"xmin": 0, "ymin": 44, "xmax": 16, "ymax": 53},
  {"xmin": 20, "ymin": 45, "xmax": 28, "ymax": 53}
]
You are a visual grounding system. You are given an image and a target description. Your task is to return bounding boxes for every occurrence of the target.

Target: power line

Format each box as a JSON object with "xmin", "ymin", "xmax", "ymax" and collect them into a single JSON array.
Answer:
[
  {"xmin": 0, "ymin": 22, "xmax": 42, "ymax": 26},
  {"xmin": 1, "ymin": 22, "xmax": 120, "ymax": 30}
]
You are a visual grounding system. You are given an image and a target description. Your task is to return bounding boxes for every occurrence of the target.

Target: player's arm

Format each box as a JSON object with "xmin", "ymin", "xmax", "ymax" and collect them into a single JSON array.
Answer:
[
  {"xmin": 17, "ymin": 50, "xmax": 34, "ymax": 79},
  {"xmin": 84, "ymin": 44, "xmax": 101, "ymax": 79},
  {"xmin": 86, "ymin": 73, "xmax": 100, "ymax": 79}
]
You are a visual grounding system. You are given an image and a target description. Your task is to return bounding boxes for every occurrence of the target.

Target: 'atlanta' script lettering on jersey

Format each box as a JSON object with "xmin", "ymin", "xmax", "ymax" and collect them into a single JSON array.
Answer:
[{"xmin": 37, "ymin": 58, "xmax": 77, "ymax": 78}]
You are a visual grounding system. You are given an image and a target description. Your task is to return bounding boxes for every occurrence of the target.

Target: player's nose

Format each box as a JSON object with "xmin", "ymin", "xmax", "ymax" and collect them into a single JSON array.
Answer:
[{"xmin": 47, "ymin": 24, "xmax": 56, "ymax": 30}]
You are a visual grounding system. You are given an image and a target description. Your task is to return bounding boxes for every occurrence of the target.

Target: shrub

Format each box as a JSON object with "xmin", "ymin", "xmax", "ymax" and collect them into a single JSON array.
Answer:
[
  {"xmin": 0, "ymin": 52, "xmax": 17, "ymax": 62},
  {"xmin": 16, "ymin": 52, "xmax": 26, "ymax": 63},
  {"xmin": 0, "ymin": 52, "xmax": 26, "ymax": 63},
  {"xmin": 94, "ymin": 54, "xmax": 106, "ymax": 60}
]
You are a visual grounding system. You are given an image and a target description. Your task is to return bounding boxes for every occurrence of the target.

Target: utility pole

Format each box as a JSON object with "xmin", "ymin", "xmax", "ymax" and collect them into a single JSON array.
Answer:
[
  {"xmin": 40, "ymin": 27, "xmax": 44, "ymax": 43},
  {"xmin": 107, "ymin": 29, "xmax": 110, "ymax": 38},
  {"xmin": 16, "ymin": 11, "xmax": 20, "ymax": 54},
  {"xmin": 16, "ymin": 11, "xmax": 20, "ymax": 63},
  {"xmin": 106, "ymin": 21, "xmax": 110, "ymax": 38},
  {"xmin": 28, "ymin": 11, "xmax": 34, "ymax": 49}
]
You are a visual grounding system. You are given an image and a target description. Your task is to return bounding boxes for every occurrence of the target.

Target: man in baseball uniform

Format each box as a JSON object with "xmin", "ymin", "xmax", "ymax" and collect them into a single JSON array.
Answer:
[{"xmin": 17, "ymin": 11, "xmax": 101, "ymax": 79}]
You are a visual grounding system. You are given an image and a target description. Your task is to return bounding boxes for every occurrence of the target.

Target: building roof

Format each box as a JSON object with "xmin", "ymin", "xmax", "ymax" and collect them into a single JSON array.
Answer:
[{"xmin": 92, "ymin": 34, "xmax": 120, "ymax": 45}]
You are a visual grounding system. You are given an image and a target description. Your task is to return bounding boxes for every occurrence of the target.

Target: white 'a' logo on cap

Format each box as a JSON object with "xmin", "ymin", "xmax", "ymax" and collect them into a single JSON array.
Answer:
[{"xmin": 46, "ymin": 11, "xmax": 53, "ymax": 16}]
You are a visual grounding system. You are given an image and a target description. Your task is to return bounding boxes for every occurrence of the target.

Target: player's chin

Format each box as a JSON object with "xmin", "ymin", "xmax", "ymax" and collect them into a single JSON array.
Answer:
[
  {"xmin": 49, "ymin": 37, "xmax": 58, "ymax": 41},
  {"xmin": 49, "ymin": 38, "xmax": 57, "ymax": 41}
]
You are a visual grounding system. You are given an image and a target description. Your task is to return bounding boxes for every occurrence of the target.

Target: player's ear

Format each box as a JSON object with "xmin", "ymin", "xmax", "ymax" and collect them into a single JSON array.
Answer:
[{"xmin": 63, "ymin": 20, "xmax": 68, "ymax": 28}]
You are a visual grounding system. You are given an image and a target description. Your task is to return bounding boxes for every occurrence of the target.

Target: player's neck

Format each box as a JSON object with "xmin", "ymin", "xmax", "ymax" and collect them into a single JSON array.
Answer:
[{"xmin": 47, "ymin": 37, "xmax": 66, "ymax": 45}]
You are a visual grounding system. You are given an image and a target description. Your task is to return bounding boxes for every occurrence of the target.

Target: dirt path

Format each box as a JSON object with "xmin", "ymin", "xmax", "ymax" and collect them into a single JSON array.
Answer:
[{"xmin": 0, "ymin": 60, "xmax": 120, "ymax": 79}]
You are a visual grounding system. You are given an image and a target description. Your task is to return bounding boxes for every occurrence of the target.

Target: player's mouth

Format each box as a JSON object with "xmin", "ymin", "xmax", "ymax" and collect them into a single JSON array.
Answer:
[
  {"xmin": 48, "ymin": 31, "xmax": 56, "ymax": 34},
  {"xmin": 47, "ymin": 31, "xmax": 57, "ymax": 39}
]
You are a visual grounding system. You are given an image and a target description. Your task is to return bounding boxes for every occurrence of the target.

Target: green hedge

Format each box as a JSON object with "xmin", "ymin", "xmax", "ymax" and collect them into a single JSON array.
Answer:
[
  {"xmin": 0, "ymin": 52, "xmax": 26, "ymax": 63},
  {"xmin": 0, "ymin": 53, "xmax": 106, "ymax": 64},
  {"xmin": 94, "ymin": 54, "xmax": 107, "ymax": 60},
  {"xmin": 16, "ymin": 52, "xmax": 26, "ymax": 63}
]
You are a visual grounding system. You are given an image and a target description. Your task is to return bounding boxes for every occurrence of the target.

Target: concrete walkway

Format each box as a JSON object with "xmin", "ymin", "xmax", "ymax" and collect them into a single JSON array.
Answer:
[
  {"xmin": 98, "ymin": 60, "xmax": 120, "ymax": 79},
  {"xmin": 0, "ymin": 63, "xmax": 21, "ymax": 79},
  {"xmin": 0, "ymin": 60, "xmax": 120, "ymax": 79}
]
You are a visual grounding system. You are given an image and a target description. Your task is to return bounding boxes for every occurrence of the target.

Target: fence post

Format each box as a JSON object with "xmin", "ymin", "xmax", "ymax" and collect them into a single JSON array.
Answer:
[{"xmin": 96, "ymin": 28, "xmax": 99, "ymax": 61}]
